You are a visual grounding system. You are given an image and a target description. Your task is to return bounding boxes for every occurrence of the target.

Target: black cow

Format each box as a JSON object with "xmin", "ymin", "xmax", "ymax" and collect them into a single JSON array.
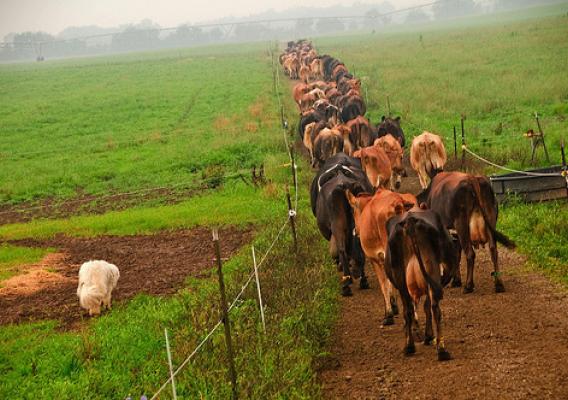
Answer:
[
  {"xmin": 377, "ymin": 116, "xmax": 405, "ymax": 148},
  {"xmin": 385, "ymin": 206, "xmax": 460, "ymax": 360},
  {"xmin": 340, "ymin": 95, "xmax": 366, "ymax": 123},
  {"xmin": 311, "ymin": 153, "xmax": 373, "ymax": 296}
]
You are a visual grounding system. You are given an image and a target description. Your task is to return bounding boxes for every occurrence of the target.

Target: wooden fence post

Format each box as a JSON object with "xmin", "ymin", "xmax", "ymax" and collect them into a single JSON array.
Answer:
[
  {"xmin": 461, "ymin": 115, "xmax": 466, "ymax": 171},
  {"xmin": 285, "ymin": 186, "xmax": 298, "ymax": 253},
  {"xmin": 453, "ymin": 126, "xmax": 457, "ymax": 160},
  {"xmin": 561, "ymin": 140, "xmax": 568, "ymax": 199},
  {"xmin": 212, "ymin": 229, "xmax": 238, "ymax": 400},
  {"xmin": 534, "ymin": 112, "xmax": 551, "ymax": 163},
  {"xmin": 289, "ymin": 144, "xmax": 297, "ymax": 195}
]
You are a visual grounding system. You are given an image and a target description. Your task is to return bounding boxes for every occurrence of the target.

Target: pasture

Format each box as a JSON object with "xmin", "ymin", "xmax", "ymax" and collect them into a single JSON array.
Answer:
[{"xmin": 0, "ymin": 3, "xmax": 567, "ymax": 400}]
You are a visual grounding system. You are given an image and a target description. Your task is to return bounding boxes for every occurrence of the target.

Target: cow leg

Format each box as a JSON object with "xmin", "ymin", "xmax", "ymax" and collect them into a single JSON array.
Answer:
[
  {"xmin": 489, "ymin": 236, "xmax": 505, "ymax": 293},
  {"xmin": 451, "ymin": 247, "xmax": 463, "ymax": 287},
  {"xmin": 423, "ymin": 296, "xmax": 434, "ymax": 345},
  {"xmin": 456, "ymin": 219, "xmax": 475, "ymax": 293},
  {"xmin": 339, "ymin": 250, "xmax": 353, "ymax": 296},
  {"xmin": 353, "ymin": 237, "xmax": 369, "ymax": 290},
  {"xmin": 431, "ymin": 287, "xmax": 451, "ymax": 361},
  {"xmin": 372, "ymin": 260, "xmax": 395, "ymax": 325},
  {"xmin": 400, "ymin": 290, "xmax": 416, "ymax": 356}
]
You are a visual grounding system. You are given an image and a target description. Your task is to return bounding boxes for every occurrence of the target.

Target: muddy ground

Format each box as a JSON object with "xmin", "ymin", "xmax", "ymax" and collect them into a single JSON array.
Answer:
[
  {"xmin": 0, "ymin": 226, "xmax": 253, "ymax": 328},
  {"xmin": 318, "ymin": 247, "xmax": 568, "ymax": 399}
]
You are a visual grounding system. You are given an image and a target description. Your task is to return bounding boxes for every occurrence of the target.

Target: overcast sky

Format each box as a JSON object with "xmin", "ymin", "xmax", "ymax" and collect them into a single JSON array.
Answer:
[{"xmin": 0, "ymin": 0, "xmax": 423, "ymax": 40}]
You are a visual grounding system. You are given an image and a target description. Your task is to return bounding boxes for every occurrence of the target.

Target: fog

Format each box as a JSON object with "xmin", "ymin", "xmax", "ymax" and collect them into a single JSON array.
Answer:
[
  {"xmin": 0, "ymin": 0, "xmax": 422, "ymax": 40},
  {"xmin": 0, "ymin": 0, "xmax": 560, "ymax": 62}
]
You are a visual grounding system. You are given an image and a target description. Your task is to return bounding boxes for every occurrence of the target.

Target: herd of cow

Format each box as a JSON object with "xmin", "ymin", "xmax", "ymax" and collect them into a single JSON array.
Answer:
[{"xmin": 280, "ymin": 40, "xmax": 516, "ymax": 361}]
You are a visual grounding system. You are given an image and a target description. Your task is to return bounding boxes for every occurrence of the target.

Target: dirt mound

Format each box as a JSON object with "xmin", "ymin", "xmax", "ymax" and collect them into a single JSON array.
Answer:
[{"xmin": 1, "ymin": 226, "xmax": 253, "ymax": 328}]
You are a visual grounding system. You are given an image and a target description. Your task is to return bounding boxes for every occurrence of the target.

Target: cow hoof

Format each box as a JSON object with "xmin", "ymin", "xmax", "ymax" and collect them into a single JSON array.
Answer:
[
  {"xmin": 495, "ymin": 282, "xmax": 505, "ymax": 293},
  {"xmin": 451, "ymin": 279, "xmax": 462, "ymax": 288},
  {"xmin": 423, "ymin": 335, "xmax": 435, "ymax": 346},
  {"xmin": 463, "ymin": 285, "xmax": 474, "ymax": 294},
  {"xmin": 437, "ymin": 350, "xmax": 452, "ymax": 362},
  {"xmin": 404, "ymin": 344, "xmax": 416, "ymax": 356},
  {"xmin": 341, "ymin": 286, "xmax": 353, "ymax": 297},
  {"xmin": 359, "ymin": 277, "xmax": 370, "ymax": 290},
  {"xmin": 382, "ymin": 315, "xmax": 395, "ymax": 326}
]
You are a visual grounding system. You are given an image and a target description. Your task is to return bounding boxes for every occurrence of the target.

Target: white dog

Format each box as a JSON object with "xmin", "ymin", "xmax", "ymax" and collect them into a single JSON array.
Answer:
[{"xmin": 77, "ymin": 260, "xmax": 120, "ymax": 316}]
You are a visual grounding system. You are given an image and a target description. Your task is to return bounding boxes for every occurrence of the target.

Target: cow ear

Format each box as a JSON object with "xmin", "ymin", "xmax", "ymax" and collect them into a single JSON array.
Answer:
[
  {"xmin": 395, "ymin": 116, "xmax": 401, "ymax": 122},
  {"xmin": 394, "ymin": 203, "xmax": 405, "ymax": 215},
  {"xmin": 381, "ymin": 115, "xmax": 386, "ymax": 122},
  {"xmin": 419, "ymin": 202, "xmax": 428, "ymax": 210},
  {"xmin": 353, "ymin": 150, "xmax": 361, "ymax": 158}
]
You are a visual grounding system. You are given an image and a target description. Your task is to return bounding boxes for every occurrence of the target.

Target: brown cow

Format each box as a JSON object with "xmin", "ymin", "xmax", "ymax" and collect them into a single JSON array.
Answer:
[
  {"xmin": 374, "ymin": 134, "xmax": 405, "ymax": 190},
  {"xmin": 385, "ymin": 206, "xmax": 459, "ymax": 360},
  {"xmin": 313, "ymin": 128, "xmax": 344, "ymax": 167},
  {"xmin": 353, "ymin": 145, "xmax": 392, "ymax": 189},
  {"xmin": 346, "ymin": 115, "xmax": 375, "ymax": 152},
  {"xmin": 417, "ymin": 172, "xmax": 516, "ymax": 293},
  {"xmin": 346, "ymin": 189, "xmax": 417, "ymax": 325},
  {"xmin": 292, "ymin": 83, "xmax": 310, "ymax": 105},
  {"xmin": 299, "ymin": 65, "xmax": 311, "ymax": 83},
  {"xmin": 410, "ymin": 131, "xmax": 447, "ymax": 189}
]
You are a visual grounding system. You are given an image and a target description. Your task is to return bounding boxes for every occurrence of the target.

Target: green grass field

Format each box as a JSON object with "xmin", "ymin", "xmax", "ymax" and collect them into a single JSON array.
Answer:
[
  {"xmin": 316, "ymin": 3, "xmax": 568, "ymax": 169},
  {"xmin": 1, "ymin": 4, "xmax": 567, "ymax": 399}
]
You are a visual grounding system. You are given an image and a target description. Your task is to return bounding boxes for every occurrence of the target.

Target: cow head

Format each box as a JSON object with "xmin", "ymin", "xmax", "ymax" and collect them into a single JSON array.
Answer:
[
  {"xmin": 374, "ymin": 134, "xmax": 405, "ymax": 189},
  {"xmin": 377, "ymin": 116, "xmax": 405, "ymax": 148},
  {"xmin": 345, "ymin": 190, "xmax": 373, "ymax": 237},
  {"xmin": 356, "ymin": 146, "xmax": 391, "ymax": 190}
]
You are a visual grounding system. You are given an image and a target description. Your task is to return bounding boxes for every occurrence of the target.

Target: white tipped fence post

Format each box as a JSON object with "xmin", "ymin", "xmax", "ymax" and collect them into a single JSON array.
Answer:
[
  {"xmin": 252, "ymin": 246, "xmax": 266, "ymax": 334},
  {"xmin": 164, "ymin": 329, "xmax": 178, "ymax": 400}
]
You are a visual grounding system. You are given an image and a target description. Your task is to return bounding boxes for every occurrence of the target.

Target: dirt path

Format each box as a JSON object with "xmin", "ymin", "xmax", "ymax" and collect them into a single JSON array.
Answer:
[
  {"xmin": 318, "ymin": 244, "xmax": 568, "ymax": 399},
  {"xmin": 0, "ymin": 226, "xmax": 253, "ymax": 328}
]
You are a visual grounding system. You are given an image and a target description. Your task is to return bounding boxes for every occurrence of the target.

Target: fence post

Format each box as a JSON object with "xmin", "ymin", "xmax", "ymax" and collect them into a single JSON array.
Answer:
[
  {"xmin": 212, "ymin": 229, "xmax": 238, "ymax": 400},
  {"xmin": 534, "ymin": 112, "xmax": 551, "ymax": 163},
  {"xmin": 252, "ymin": 246, "xmax": 266, "ymax": 333},
  {"xmin": 164, "ymin": 329, "xmax": 178, "ymax": 400},
  {"xmin": 453, "ymin": 126, "xmax": 457, "ymax": 160},
  {"xmin": 460, "ymin": 115, "xmax": 466, "ymax": 171},
  {"xmin": 561, "ymin": 140, "xmax": 568, "ymax": 199},
  {"xmin": 289, "ymin": 144, "xmax": 297, "ymax": 196},
  {"xmin": 285, "ymin": 186, "xmax": 298, "ymax": 253}
]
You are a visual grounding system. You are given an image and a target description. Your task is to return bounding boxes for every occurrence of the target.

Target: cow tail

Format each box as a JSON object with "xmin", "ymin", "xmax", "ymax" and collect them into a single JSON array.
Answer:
[
  {"xmin": 407, "ymin": 220, "xmax": 443, "ymax": 300},
  {"xmin": 470, "ymin": 178, "xmax": 516, "ymax": 250}
]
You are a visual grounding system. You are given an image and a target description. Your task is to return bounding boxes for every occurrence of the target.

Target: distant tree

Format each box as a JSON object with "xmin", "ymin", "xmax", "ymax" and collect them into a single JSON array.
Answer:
[
  {"xmin": 167, "ymin": 24, "xmax": 205, "ymax": 46},
  {"xmin": 295, "ymin": 18, "xmax": 314, "ymax": 37},
  {"xmin": 209, "ymin": 27, "xmax": 224, "ymax": 42},
  {"xmin": 315, "ymin": 18, "xmax": 345, "ymax": 35},
  {"xmin": 234, "ymin": 23, "xmax": 270, "ymax": 42},
  {"xmin": 111, "ymin": 20, "xmax": 161, "ymax": 51},
  {"xmin": 493, "ymin": 0, "xmax": 547, "ymax": 10},
  {"xmin": 432, "ymin": 0, "xmax": 478, "ymax": 20},
  {"xmin": 363, "ymin": 8, "xmax": 392, "ymax": 30},
  {"xmin": 405, "ymin": 8, "xmax": 431, "ymax": 24}
]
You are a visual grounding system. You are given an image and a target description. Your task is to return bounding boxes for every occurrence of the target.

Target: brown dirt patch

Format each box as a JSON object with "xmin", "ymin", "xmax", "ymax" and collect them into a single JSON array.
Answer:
[
  {"xmin": 318, "ymin": 244, "xmax": 568, "ymax": 399},
  {"xmin": 0, "ymin": 226, "xmax": 254, "ymax": 328}
]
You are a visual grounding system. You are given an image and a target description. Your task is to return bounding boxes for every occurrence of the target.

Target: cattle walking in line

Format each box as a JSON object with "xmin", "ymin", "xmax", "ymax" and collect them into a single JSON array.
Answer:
[
  {"xmin": 374, "ymin": 134, "xmax": 406, "ymax": 190},
  {"xmin": 282, "ymin": 39, "xmax": 518, "ymax": 363},
  {"xmin": 385, "ymin": 206, "xmax": 460, "ymax": 360},
  {"xmin": 352, "ymin": 145, "xmax": 392, "ymax": 190},
  {"xmin": 410, "ymin": 131, "xmax": 448, "ymax": 189},
  {"xmin": 311, "ymin": 154, "xmax": 373, "ymax": 296},
  {"xmin": 346, "ymin": 189, "xmax": 417, "ymax": 325},
  {"xmin": 417, "ymin": 172, "xmax": 516, "ymax": 293}
]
